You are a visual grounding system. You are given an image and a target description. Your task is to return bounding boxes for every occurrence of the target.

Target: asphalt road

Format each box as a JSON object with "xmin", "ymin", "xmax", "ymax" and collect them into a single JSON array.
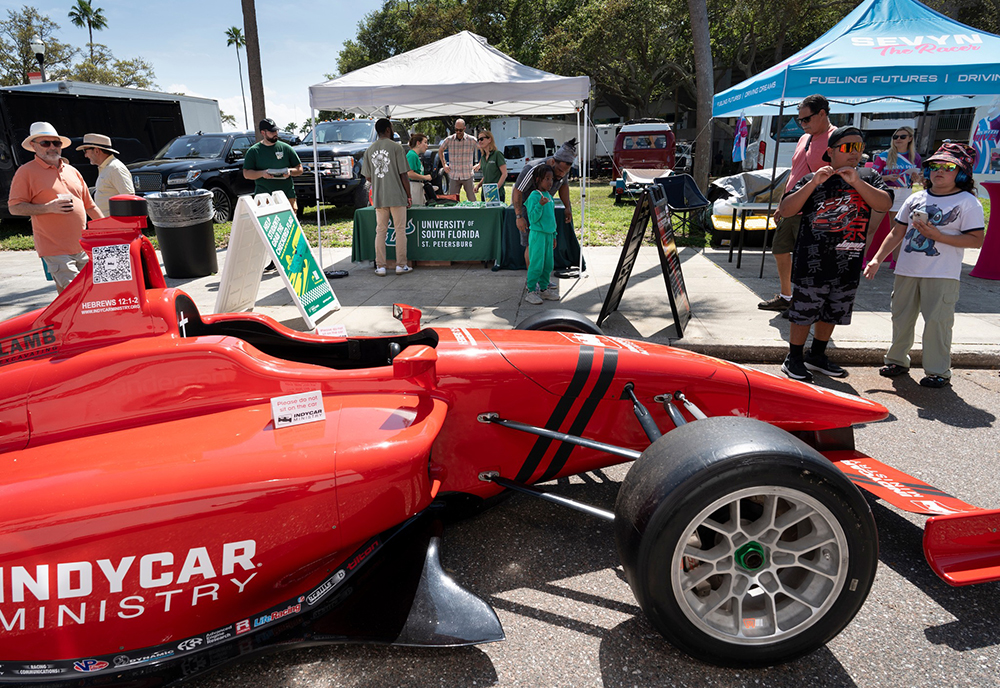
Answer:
[{"xmin": 188, "ymin": 366, "xmax": 1000, "ymax": 688}]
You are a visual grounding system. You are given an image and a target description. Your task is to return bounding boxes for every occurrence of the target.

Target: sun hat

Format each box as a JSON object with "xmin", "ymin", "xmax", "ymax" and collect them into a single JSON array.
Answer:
[
  {"xmin": 21, "ymin": 121, "xmax": 72, "ymax": 151},
  {"xmin": 822, "ymin": 126, "xmax": 865, "ymax": 162},
  {"xmin": 925, "ymin": 141, "xmax": 977, "ymax": 175},
  {"xmin": 76, "ymin": 133, "xmax": 119, "ymax": 155}
]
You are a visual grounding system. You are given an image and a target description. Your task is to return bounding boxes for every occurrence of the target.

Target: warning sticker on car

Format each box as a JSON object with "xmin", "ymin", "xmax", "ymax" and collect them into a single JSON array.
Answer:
[{"xmin": 271, "ymin": 390, "xmax": 326, "ymax": 429}]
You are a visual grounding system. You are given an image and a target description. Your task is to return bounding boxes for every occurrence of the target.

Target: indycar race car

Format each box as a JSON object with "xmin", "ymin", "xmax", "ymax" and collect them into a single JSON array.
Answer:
[{"xmin": 2, "ymin": 197, "xmax": 999, "ymax": 686}]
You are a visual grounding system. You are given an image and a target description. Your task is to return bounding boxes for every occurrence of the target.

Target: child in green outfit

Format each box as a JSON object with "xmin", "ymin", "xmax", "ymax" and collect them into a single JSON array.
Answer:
[{"xmin": 524, "ymin": 164, "xmax": 559, "ymax": 304}]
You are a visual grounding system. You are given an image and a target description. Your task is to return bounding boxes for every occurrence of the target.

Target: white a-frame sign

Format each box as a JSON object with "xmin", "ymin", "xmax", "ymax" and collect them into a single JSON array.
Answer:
[{"xmin": 214, "ymin": 191, "xmax": 339, "ymax": 329}]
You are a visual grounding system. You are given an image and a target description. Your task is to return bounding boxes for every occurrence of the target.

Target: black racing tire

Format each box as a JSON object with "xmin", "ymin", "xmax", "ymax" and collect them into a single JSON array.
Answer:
[
  {"xmin": 515, "ymin": 309, "xmax": 604, "ymax": 335},
  {"xmin": 352, "ymin": 182, "xmax": 370, "ymax": 209},
  {"xmin": 208, "ymin": 186, "xmax": 234, "ymax": 223},
  {"xmin": 614, "ymin": 416, "xmax": 878, "ymax": 666}
]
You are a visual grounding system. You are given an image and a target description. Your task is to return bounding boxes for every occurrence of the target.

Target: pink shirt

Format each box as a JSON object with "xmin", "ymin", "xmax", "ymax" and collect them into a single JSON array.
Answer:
[
  {"xmin": 787, "ymin": 124, "xmax": 836, "ymax": 189},
  {"xmin": 8, "ymin": 157, "xmax": 96, "ymax": 256}
]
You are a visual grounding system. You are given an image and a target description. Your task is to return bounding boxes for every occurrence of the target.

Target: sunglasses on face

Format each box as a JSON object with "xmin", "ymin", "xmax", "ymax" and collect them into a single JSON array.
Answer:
[
  {"xmin": 455, "ymin": 128, "xmax": 466, "ymax": 133},
  {"xmin": 832, "ymin": 141, "xmax": 864, "ymax": 154},
  {"xmin": 892, "ymin": 134, "xmax": 910, "ymax": 140},
  {"xmin": 37, "ymin": 139, "xmax": 63, "ymax": 148},
  {"xmin": 477, "ymin": 136, "xmax": 489, "ymax": 141},
  {"xmin": 796, "ymin": 112, "xmax": 818, "ymax": 125},
  {"xmin": 927, "ymin": 162, "xmax": 959, "ymax": 171}
]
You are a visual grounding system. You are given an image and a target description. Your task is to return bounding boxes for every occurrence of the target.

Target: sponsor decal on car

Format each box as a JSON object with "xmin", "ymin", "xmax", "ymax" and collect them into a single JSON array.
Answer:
[
  {"xmin": 0, "ymin": 327, "xmax": 57, "ymax": 367},
  {"xmin": 306, "ymin": 570, "xmax": 346, "ymax": 606},
  {"xmin": 113, "ymin": 650, "xmax": 174, "ymax": 667},
  {"xmin": 73, "ymin": 658, "xmax": 109, "ymax": 672},
  {"xmin": 252, "ymin": 603, "xmax": 301, "ymax": 629},
  {"xmin": 177, "ymin": 637, "xmax": 203, "ymax": 651},
  {"xmin": 0, "ymin": 540, "xmax": 258, "ymax": 631}
]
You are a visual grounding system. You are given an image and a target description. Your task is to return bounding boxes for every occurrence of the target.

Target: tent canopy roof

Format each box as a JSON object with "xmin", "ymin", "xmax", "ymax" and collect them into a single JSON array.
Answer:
[
  {"xmin": 309, "ymin": 31, "xmax": 590, "ymax": 118},
  {"xmin": 714, "ymin": 0, "xmax": 1000, "ymax": 117}
]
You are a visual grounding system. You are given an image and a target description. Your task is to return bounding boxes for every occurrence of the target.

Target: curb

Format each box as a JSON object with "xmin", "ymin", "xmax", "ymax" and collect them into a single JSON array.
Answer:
[{"xmin": 673, "ymin": 342, "xmax": 1000, "ymax": 369}]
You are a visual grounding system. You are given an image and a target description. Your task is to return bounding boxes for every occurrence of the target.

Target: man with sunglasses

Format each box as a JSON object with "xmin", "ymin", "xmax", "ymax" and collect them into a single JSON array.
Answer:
[
  {"xmin": 8, "ymin": 122, "xmax": 103, "ymax": 293},
  {"xmin": 759, "ymin": 94, "xmax": 837, "ymax": 314},
  {"xmin": 776, "ymin": 126, "xmax": 893, "ymax": 382},
  {"xmin": 438, "ymin": 118, "xmax": 478, "ymax": 201}
]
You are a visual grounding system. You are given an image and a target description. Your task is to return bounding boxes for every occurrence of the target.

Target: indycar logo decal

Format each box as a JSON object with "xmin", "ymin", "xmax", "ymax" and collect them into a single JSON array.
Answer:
[
  {"xmin": 515, "ymin": 346, "xmax": 619, "ymax": 483},
  {"xmin": 0, "ymin": 327, "xmax": 57, "ymax": 367}
]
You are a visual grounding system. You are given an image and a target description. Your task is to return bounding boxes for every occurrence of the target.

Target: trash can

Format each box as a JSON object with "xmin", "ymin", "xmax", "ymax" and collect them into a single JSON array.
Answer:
[{"xmin": 145, "ymin": 189, "xmax": 218, "ymax": 278}]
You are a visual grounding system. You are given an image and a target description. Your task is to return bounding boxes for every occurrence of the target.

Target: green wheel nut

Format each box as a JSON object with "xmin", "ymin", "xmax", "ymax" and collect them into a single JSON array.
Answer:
[{"xmin": 735, "ymin": 541, "xmax": 766, "ymax": 571}]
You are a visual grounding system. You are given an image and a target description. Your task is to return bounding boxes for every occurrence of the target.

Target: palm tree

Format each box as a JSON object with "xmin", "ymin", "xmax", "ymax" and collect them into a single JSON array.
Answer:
[
  {"xmin": 225, "ymin": 26, "xmax": 249, "ymax": 130},
  {"xmin": 68, "ymin": 0, "xmax": 108, "ymax": 61}
]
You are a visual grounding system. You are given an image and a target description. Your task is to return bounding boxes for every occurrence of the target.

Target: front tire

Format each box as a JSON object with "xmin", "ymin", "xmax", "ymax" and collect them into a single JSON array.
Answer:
[
  {"xmin": 208, "ymin": 186, "xmax": 234, "ymax": 223},
  {"xmin": 615, "ymin": 417, "xmax": 878, "ymax": 666}
]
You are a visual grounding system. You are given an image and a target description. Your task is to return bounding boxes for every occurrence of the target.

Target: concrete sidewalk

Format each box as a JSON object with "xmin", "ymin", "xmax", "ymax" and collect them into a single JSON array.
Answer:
[{"xmin": 1, "ymin": 242, "xmax": 997, "ymax": 367}]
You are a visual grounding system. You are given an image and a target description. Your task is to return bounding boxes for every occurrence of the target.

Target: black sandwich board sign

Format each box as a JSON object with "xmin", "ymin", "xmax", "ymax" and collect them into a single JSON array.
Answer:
[{"xmin": 597, "ymin": 184, "xmax": 692, "ymax": 337}]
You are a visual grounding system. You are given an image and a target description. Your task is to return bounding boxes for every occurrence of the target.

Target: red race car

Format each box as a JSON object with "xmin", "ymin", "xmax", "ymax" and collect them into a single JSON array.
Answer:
[{"xmin": 2, "ymin": 198, "xmax": 998, "ymax": 685}]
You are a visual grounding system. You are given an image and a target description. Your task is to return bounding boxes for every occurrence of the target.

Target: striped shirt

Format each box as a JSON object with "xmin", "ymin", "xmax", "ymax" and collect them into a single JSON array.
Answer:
[{"xmin": 439, "ymin": 133, "xmax": 478, "ymax": 180}]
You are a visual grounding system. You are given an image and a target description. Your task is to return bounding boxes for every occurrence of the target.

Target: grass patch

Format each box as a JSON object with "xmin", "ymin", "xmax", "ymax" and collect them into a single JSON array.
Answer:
[{"xmin": 2, "ymin": 180, "xmax": 987, "ymax": 253}]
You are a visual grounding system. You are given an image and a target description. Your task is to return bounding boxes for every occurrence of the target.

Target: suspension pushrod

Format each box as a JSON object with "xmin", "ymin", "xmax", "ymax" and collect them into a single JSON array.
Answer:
[
  {"xmin": 478, "ymin": 414, "xmax": 641, "ymax": 461},
  {"xmin": 481, "ymin": 473, "xmax": 615, "ymax": 522}
]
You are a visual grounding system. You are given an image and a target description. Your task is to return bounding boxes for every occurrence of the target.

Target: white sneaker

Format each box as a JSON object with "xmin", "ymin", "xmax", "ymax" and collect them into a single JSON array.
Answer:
[
  {"xmin": 524, "ymin": 290, "xmax": 543, "ymax": 305},
  {"xmin": 396, "ymin": 265, "xmax": 413, "ymax": 274},
  {"xmin": 540, "ymin": 289, "xmax": 560, "ymax": 301},
  {"xmin": 375, "ymin": 267, "xmax": 386, "ymax": 276}
]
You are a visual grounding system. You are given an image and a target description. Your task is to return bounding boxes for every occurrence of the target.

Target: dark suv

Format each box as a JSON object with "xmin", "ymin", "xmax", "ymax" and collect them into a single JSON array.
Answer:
[
  {"xmin": 293, "ymin": 119, "xmax": 408, "ymax": 209},
  {"xmin": 127, "ymin": 132, "xmax": 257, "ymax": 223}
]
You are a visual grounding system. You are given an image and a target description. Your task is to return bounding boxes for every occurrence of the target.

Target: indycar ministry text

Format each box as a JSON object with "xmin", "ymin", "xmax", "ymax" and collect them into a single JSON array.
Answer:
[{"xmin": 0, "ymin": 541, "xmax": 257, "ymax": 631}]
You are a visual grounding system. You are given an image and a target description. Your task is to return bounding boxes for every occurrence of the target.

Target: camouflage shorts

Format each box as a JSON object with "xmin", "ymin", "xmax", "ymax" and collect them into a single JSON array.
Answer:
[{"xmin": 788, "ymin": 280, "xmax": 859, "ymax": 326}]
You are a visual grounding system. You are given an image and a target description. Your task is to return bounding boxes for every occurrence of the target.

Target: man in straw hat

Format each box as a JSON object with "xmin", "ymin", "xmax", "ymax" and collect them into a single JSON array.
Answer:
[
  {"xmin": 78, "ymin": 133, "xmax": 134, "ymax": 216},
  {"xmin": 8, "ymin": 122, "xmax": 103, "ymax": 293}
]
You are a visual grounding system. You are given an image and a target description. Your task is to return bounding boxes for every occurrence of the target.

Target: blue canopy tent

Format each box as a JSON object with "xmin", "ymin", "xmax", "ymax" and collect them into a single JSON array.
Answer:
[
  {"xmin": 713, "ymin": 0, "xmax": 1000, "ymax": 117},
  {"xmin": 713, "ymin": 0, "xmax": 1000, "ymax": 275}
]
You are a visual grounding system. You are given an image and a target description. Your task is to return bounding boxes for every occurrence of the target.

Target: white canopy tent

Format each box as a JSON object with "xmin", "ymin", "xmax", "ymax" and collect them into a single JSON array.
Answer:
[
  {"xmin": 309, "ymin": 31, "xmax": 589, "ymax": 118},
  {"xmin": 307, "ymin": 31, "xmax": 592, "ymax": 272}
]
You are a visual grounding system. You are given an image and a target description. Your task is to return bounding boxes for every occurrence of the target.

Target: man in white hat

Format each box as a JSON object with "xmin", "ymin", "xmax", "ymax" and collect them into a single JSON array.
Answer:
[
  {"xmin": 8, "ymin": 121, "xmax": 103, "ymax": 293},
  {"xmin": 78, "ymin": 133, "xmax": 134, "ymax": 216}
]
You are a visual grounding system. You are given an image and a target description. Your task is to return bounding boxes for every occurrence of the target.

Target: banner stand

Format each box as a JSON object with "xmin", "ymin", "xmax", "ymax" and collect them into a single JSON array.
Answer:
[{"xmin": 214, "ymin": 191, "xmax": 340, "ymax": 330}]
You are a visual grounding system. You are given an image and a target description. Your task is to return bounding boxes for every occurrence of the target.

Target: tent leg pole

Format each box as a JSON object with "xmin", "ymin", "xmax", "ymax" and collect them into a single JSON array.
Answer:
[
  {"xmin": 760, "ymin": 99, "xmax": 785, "ymax": 279},
  {"xmin": 312, "ymin": 107, "xmax": 323, "ymax": 272}
]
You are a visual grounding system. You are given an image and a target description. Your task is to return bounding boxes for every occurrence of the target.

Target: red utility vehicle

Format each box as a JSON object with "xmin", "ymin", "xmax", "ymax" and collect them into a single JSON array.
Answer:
[
  {"xmin": 2, "ymin": 198, "xmax": 998, "ymax": 686},
  {"xmin": 612, "ymin": 121, "xmax": 676, "ymax": 178}
]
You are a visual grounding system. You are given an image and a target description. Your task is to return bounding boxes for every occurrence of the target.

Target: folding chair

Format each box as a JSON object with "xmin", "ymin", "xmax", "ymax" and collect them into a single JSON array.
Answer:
[{"xmin": 654, "ymin": 173, "xmax": 711, "ymax": 237}]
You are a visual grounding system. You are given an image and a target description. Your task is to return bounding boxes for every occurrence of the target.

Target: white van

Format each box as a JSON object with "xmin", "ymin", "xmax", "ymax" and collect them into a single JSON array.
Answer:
[
  {"xmin": 502, "ymin": 136, "xmax": 548, "ymax": 176},
  {"xmin": 742, "ymin": 112, "xmax": 915, "ymax": 172}
]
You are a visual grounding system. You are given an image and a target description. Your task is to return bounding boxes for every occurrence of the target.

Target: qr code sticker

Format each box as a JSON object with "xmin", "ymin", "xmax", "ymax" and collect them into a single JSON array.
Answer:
[{"xmin": 92, "ymin": 244, "xmax": 132, "ymax": 284}]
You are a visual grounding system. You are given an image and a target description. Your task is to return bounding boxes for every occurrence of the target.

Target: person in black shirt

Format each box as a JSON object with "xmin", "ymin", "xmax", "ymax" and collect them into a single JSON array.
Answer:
[{"xmin": 776, "ymin": 126, "xmax": 893, "ymax": 381}]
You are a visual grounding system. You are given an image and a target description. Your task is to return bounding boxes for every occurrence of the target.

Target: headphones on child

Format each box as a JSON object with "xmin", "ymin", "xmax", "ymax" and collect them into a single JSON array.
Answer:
[{"xmin": 923, "ymin": 166, "xmax": 969, "ymax": 183}]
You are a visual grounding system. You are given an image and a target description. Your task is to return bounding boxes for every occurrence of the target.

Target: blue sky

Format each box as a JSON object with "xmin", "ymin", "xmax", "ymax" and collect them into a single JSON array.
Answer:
[{"xmin": 23, "ymin": 0, "xmax": 384, "ymax": 131}]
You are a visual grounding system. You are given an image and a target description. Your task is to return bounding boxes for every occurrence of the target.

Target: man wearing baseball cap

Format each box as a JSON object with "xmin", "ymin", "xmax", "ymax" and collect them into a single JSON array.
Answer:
[
  {"xmin": 78, "ymin": 133, "xmax": 134, "ymax": 216},
  {"xmin": 8, "ymin": 122, "xmax": 103, "ymax": 292},
  {"xmin": 243, "ymin": 118, "xmax": 303, "ymax": 212},
  {"xmin": 776, "ymin": 125, "xmax": 893, "ymax": 382}
]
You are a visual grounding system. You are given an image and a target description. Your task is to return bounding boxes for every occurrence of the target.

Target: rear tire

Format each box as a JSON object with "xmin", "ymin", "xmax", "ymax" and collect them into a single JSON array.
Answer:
[
  {"xmin": 515, "ymin": 309, "xmax": 604, "ymax": 335},
  {"xmin": 615, "ymin": 417, "xmax": 878, "ymax": 666}
]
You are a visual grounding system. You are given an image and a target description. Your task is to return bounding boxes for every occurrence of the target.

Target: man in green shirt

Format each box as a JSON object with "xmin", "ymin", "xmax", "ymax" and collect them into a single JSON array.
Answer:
[
  {"xmin": 406, "ymin": 133, "xmax": 431, "ymax": 207},
  {"xmin": 243, "ymin": 118, "xmax": 303, "ymax": 212}
]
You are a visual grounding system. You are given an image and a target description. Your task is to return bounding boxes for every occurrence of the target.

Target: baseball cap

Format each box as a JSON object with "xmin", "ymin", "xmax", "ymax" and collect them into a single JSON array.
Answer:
[
  {"xmin": 822, "ymin": 126, "xmax": 864, "ymax": 162},
  {"xmin": 259, "ymin": 118, "xmax": 278, "ymax": 132},
  {"xmin": 925, "ymin": 141, "xmax": 977, "ymax": 175}
]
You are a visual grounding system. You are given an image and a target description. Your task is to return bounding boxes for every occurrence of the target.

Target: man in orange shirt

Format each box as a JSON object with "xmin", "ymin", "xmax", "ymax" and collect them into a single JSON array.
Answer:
[{"xmin": 8, "ymin": 122, "xmax": 103, "ymax": 292}]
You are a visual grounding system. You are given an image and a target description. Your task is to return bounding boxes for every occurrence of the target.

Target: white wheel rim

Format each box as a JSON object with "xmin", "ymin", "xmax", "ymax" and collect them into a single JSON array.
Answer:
[{"xmin": 670, "ymin": 485, "xmax": 850, "ymax": 645}]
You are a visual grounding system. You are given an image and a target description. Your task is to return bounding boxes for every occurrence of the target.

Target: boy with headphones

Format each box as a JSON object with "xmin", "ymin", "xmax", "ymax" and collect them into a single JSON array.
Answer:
[{"xmin": 864, "ymin": 142, "xmax": 985, "ymax": 388}]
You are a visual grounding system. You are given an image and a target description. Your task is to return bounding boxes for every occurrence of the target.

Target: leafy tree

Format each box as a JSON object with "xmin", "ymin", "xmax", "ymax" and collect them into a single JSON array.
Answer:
[
  {"xmin": 0, "ymin": 5, "xmax": 77, "ymax": 86},
  {"xmin": 221, "ymin": 111, "xmax": 237, "ymax": 127},
  {"xmin": 67, "ymin": 0, "xmax": 107, "ymax": 61},
  {"xmin": 55, "ymin": 42, "xmax": 156, "ymax": 89},
  {"xmin": 225, "ymin": 26, "xmax": 249, "ymax": 130}
]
